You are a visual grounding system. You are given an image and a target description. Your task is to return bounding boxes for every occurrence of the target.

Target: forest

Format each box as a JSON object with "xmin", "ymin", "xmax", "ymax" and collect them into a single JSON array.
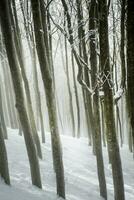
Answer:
[{"xmin": 0, "ymin": 0, "xmax": 134, "ymax": 200}]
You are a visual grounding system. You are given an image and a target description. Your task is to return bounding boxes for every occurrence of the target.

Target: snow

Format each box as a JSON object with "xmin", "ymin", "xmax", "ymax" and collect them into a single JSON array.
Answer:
[
  {"xmin": 0, "ymin": 128, "xmax": 134, "ymax": 200},
  {"xmin": 114, "ymin": 88, "xmax": 124, "ymax": 101}
]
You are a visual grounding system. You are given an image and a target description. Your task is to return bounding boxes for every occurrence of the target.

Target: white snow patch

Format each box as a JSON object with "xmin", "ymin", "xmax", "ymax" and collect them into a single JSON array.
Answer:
[{"xmin": 0, "ymin": 128, "xmax": 133, "ymax": 200}]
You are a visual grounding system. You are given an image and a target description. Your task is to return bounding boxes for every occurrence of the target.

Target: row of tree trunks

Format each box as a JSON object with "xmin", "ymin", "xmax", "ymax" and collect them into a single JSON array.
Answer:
[
  {"xmin": 0, "ymin": 0, "xmax": 42, "ymax": 188},
  {"xmin": 11, "ymin": 0, "xmax": 42, "ymax": 158},
  {"xmin": 19, "ymin": 0, "xmax": 45, "ymax": 144},
  {"xmin": 61, "ymin": 0, "xmax": 107, "ymax": 198},
  {"xmin": 76, "ymin": 0, "xmax": 93, "ymax": 142},
  {"xmin": 30, "ymin": 0, "xmax": 65, "ymax": 198},
  {"xmin": 0, "ymin": 35, "xmax": 18, "ymax": 129}
]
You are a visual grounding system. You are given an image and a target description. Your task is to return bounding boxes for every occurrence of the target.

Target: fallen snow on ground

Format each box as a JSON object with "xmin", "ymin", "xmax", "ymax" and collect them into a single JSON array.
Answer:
[{"xmin": 0, "ymin": 128, "xmax": 134, "ymax": 200}]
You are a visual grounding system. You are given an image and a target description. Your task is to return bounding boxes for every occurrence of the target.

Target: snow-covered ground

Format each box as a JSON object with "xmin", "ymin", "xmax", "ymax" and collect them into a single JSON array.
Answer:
[{"xmin": 0, "ymin": 128, "xmax": 134, "ymax": 200}]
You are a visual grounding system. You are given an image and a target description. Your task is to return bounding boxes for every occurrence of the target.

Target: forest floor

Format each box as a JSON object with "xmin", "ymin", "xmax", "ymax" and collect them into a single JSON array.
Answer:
[{"xmin": 0, "ymin": 128, "xmax": 134, "ymax": 200}]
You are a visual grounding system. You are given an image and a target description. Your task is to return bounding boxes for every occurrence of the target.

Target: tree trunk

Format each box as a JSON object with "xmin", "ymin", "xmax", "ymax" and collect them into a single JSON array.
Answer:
[
  {"xmin": 88, "ymin": 1, "xmax": 107, "ymax": 198},
  {"xmin": 98, "ymin": 1, "xmax": 125, "ymax": 199},
  {"xmin": 0, "ymin": 84, "xmax": 8, "ymax": 139},
  {"xmin": 0, "ymin": 123, "xmax": 10, "ymax": 184},
  {"xmin": 120, "ymin": 0, "xmax": 126, "ymax": 89},
  {"xmin": 32, "ymin": 47, "xmax": 45, "ymax": 143},
  {"xmin": 126, "ymin": 0, "xmax": 134, "ymax": 151},
  {"xmin": 71, "ymin": 52, "xmax": 81, "ymax": 138},
  {"xmin": 64, "ymin": 36, "xmax": 75, "ymax": 137}
]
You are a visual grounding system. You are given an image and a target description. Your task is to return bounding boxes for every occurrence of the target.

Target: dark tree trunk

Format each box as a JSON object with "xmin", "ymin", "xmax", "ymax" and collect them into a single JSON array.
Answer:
[
  {"xmin": 0, "ymin": 123, "xmax": 10, "ymax": 185},
  {"xmin": 0, "ymin": 84, "xmax": 8, "ymax": 139},
  {"xmin": 98, "ymin": 1, "xmax": 125, "ymax": 199},
  {"xmin": 120, "ymin": 0, "xmax": 126, "ymax": 89},
  {"xmin": 88, "ymin": 1, "xmax": 107, "ymax": 199},
  {"xmin": 126, "ymin": 0, "xmax": 134, "ymax": 151}
]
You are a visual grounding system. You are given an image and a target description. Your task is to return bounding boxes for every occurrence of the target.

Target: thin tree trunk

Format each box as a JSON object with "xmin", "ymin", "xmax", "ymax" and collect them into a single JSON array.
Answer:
[
  {"xmin": 120, "ymin": 0, "xmax": 126, "ymax": 89},
  {"xmin": 71, "ymin": 52, "xmax": 80, "ymax": 138},
  {"xmin": 64, "ymin": 36, "xmax": 75, "ymax": 137},
  {"xmin": 32, "ymin": 47, "xmax": 45, "ymax": 143},
  {"xmin": 100, "ymin": 100, "xmax": 106, "ymax": 147},
  {"xmin": 0, "ymin": 84, "xmax": 8, "ymax": 139}
]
